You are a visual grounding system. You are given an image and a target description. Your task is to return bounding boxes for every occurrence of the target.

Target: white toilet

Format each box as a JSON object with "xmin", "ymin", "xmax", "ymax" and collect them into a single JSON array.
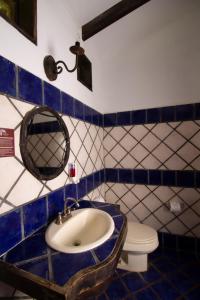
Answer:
[
  {"xmin": 94, "ymin": 197, "xmax": 159, "ymax": 272},
  {"xmin": 118, "ymin": 221, "xmax": 159, "ymax": 272}
]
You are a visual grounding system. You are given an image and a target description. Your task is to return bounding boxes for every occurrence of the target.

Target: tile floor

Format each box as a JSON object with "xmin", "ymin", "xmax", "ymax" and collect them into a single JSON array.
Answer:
[{"xmin": 93, "ymin": 247, "xmax": 200, "ymax": 300}]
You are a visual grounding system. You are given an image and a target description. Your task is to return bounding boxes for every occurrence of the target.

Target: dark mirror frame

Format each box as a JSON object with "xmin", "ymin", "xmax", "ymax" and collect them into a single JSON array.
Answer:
[
  {"xmin": 0, "ymin": 0, "xmax": 37, "ymax": 44},
  {"xmin": 20, "ymin": 106, "xmax": 70, "ymax": 181}
]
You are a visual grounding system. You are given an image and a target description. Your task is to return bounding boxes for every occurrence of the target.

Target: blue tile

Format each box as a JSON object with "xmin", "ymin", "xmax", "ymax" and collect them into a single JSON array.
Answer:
[
  {"xmin": 65, "ymin": 183, "xmax": 77, "ymax": 199},
  {"xmin": 94, "ymin": 171, "xmax": 100, "ymax": 188},
  {"xmin": 153, "ymin": 257, "xmax": 176, "ymax": 274},
  {"xmin": 100, "ymin": 169, "xmax": 105, "ymax": 183},
  {"xmin": 141, "ymin": 266, "xmax": 160, "ymax": 283},
  {"xmin": 93, "ymin": 110, "xmax": 101, "ymax": 126},
  {"xmin": 74, "ymin": 99, "xmax": 85, "ymax": 121},
  {"xmin": 99, "ymin": 114, "xmax": 104, "ymax": 127},
  {"xmin": 162, "ymin": 232, "xmax": 177, "ymax": 249},
  {"xmin": 99, "ymin": 205, "xmax": 120, "ymax": 217},
  {"xmin": 117, "ymin": 111, "xmax": 131, "ymax": 126},
  {"xmin": 103, "ymin": 113, "xmax": 117, "ymax": 127},
  {"xmin": 195, "ymin": 171, "xmax": 200, "ymax": 187},
  {"xmin": 94, "ymin": 237, "xmax": 117, "ymax": 261},
  {"xmin": 86, "ymin": 173, "xmax": 94, "ymax": 193},
  {"xmin": 162, "ymin": 170, "xmax": 176, "ymax": 186},
  {"xmin": 52, "ymin": 252, "xmax": 96, "ymax": 286},
  {"xmin": 161, "ymin": 106, "xmax": 175, "ymax": 122},
  {"xmin": 77, "ymin": 177, "xmax": 87, "ymax": 199},
  {"xmin": 77, "ymin": 200, "xmax": 92, "ymax": 209},
  {"xmin": 176, "ymin": 104, "xmax": 194, "ymax": 121},
  {"xmin": 149, "ymin": 170, "xmax": 161, "ymax": 185},
  {"xmin": 18, "ymin": 68, "xmax": 42, "ymax": 105},
  {"xmin": 61, "ymin": 92, "xmax": 74, "ymax": 117},
  {"xmin": 6, "ymin": 233, "xmax": 47, "ymax": 264},
  {"xmin": 106, "ymin": 278, "xmax": 128, "ymax": 300},
  {"xmin": 122, "ymin": 272, "xmax": 146, "ymax": 292},
  {"xmin": 152, "ymin": 280, "xmax": 180, "ymax": 300},
  {"xmin": 23, "ymin": 197, "xmax": 47, "ymax": 237},
  {"xmin": 48, "ymin": 188, "xmax": 64, "ymax": 221},
  {"xmin": 167, "ymin": 271, "xmax": 197, "ymax": 294},
  {"xmin": 133, "ymin": 169, "xmax": 148, "ymax": 184},
  {"xmin": 119, "ymin": 169, "xmax": 133, "ymax": 183},
  {"xmin": 177, "ymin": 171, "xmax": 194, "ymax": 187},
  {"xmin": 186, "ymin": 287, "xmax": 200, "ymax": 300},
  {"xmin": 113, "ymin": 216, "xmax": 124, "ymax": 232},
  {"xmin": 136, "ymin": 288, "xmax": 157, "ymax": 300},
  {"xmin": 132, "ymin": 109, "xmax": 146, "ymax": 125},
  {"xmin": 20, "ymin": 257, "xmax": 49, "ymax": 281},
  {"xmin": 177, "ymin": 235, "xmax": 196, "ymax": 253},
  {"xmin": 84, "ymin": 105, "xmax": 93, "ymax": 123},
  {"xmin": 44, "ymin": 81, "xmax": 61, "ymax": 112},
  {"xmin": 195, "ymin": 103, "xmax": 200, "ymax": 120},
  {"xmin": 105, "ymin": 168, "xmax": 118, "ymax": 182},
  {"xmin": 147, "ymin": 108, "xmax": 160, "ymax": 123},
  {"xmin": 0, "ymin": 209, "xmax": 21, "ymax": 256},
  {"xmin": 0, "ymin": 55, "xmax": 16, "ymax": 97}
]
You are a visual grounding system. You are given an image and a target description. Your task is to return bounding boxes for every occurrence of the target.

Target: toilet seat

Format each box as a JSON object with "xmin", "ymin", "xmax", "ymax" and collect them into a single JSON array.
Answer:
[{"xmin": 123, "ymin": 222, "xmax": 158, "ymax": 252}]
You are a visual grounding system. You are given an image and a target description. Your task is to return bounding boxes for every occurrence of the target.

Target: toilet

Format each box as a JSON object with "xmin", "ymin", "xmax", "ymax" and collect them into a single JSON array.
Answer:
[
  {"xmin": 94, "ymin": 197, "xmax": 159, "ymax": 272},
  {"xmin": 118, "ymin": 221, "xmax": 158, "ymax": 272}
]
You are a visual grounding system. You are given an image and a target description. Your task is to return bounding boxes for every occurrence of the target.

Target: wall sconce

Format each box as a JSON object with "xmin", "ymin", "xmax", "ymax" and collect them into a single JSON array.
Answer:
[{"xmin": 43, "ymin": 41, "xmax": 85, "ymax": 81}]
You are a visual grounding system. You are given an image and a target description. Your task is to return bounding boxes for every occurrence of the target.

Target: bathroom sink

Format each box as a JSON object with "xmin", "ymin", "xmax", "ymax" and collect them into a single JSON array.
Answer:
[{"xmin": 45, "ymin": 208, "xmax": 115, "ymax": 253}]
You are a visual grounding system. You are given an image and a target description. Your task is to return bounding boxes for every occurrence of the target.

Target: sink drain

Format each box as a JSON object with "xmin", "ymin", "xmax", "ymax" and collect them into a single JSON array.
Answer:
[{"xmin": 73, "ymin": 240, "xmax": 81, "ymax": 246}]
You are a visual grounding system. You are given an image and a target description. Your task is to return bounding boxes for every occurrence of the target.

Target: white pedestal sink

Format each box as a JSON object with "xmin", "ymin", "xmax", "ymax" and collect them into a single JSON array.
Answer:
[{"xmin": 45, "ymin": 208, "xmax": 115, "ymax": 253}]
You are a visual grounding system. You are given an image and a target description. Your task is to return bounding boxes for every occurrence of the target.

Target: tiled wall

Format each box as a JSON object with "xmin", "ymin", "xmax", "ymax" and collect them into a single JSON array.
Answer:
[{"xmin": 103, "ymin": 107, "xmax": 200, "ymax": 238}]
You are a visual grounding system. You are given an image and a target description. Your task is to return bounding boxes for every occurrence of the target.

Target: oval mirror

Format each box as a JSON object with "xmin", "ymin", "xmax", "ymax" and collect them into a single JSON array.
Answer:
[{"xmin": 20, "ymin": 106, "xmax": 70, "ymax": 180}]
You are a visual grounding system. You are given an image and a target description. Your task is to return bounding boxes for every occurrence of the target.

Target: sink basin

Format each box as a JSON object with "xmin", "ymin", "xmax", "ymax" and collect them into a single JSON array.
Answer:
[{"xmin": 45, "ymin": 208, "xmax": 115, "ymax": 253}]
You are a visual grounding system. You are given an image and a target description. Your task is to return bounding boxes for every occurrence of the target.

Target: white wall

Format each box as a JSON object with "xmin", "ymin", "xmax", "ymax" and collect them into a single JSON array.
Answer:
[
  {"xmin": 0, "ymin": 0, "xmax": 103, "ymax": 111},
  {"xmin": 0, "ymin": 0, "xmax": 200, "ymax": 114},
  {"xmin": 85, "ymin": 0, "xmax": 200, "ymax": 113}
]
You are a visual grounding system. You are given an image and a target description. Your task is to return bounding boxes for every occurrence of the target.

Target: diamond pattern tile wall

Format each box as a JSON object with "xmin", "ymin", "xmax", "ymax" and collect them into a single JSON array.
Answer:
[
  {"xmin": 105, "ymin": 183, "xmax": 200, "ymax": 237},
  {"xmin": 0, "ymin": 95, "xmax": 104, "ymax": 214},
  {"xmin": 104, "ymin": 121, "xmax": 200, "ymax": 170}
]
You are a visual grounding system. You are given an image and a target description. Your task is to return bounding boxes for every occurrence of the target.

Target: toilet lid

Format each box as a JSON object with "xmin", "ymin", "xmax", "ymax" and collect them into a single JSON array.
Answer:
[{"xmin": 126, "ymin": 222, "xmax": 157, "ymax": 244}]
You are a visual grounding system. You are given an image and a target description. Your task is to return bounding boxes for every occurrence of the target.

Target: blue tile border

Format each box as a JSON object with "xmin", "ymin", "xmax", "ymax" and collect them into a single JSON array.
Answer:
[{"xmin": 0, "ymin": 54, "xmax": 199, "ymax": 128}]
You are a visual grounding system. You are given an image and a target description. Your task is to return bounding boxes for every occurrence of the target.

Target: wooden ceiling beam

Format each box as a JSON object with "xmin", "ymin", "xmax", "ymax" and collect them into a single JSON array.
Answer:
[{"xmin": 82, "ymin": 0, "xmax": 151, "ymax": 41}]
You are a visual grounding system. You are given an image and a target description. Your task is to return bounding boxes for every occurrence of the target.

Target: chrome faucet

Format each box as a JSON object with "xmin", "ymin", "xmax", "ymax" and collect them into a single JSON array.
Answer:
[{"xmin": 55, "ymin": 197, "xmax": 80, "ymax": 225}]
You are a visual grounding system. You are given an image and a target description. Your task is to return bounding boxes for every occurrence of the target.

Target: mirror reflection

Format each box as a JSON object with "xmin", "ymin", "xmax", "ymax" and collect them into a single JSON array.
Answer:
[{"xmin": 20, "ymin": 107, "xmax": 70, "ymax": 180}]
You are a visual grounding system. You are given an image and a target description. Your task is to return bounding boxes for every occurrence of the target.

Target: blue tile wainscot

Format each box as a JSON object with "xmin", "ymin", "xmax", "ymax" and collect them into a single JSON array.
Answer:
[{"xmin": 0, "ymin": 201, "xmax": 127, "ymax": 300}]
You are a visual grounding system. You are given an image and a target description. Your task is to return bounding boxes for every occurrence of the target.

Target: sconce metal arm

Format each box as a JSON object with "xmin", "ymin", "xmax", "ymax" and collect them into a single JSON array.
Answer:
[{"xmin": 55, "ymin": 55, "xmax": 78, "ymax": 74}]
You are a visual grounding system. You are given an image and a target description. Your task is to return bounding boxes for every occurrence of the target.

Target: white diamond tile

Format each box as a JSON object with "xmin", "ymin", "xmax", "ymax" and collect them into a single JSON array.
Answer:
[
  {"xmin": 0, "ymin": 95, "xmax": 22, "ymax": 128},
  {"xmin": 70, "ymin": 131, "xmax": 82, "ymax": 155},
  {"xmin": 179, "ymin": 209, "xmax": 200, "ymax": 228},
  {"xmin": 165, "ymin": 154, "xmax": 187, "ymax": 169},
  {"xmin": 131, "ymin": 144, "xmax": 148, "ymax": 162},
  {"xmin": 120, "ymin": 154, "xmax": 138, "ymax": 168},
  {"xmin": 166, "ymin": 219, "xmax": 188, "ymax": 235},
  {"xmin": 104, "ymin": 135, "xmax": 116, "ymax": 152},
  {"xmin": 46, "ymin": 171, "xmax": 68, "ymax": 191},
  {"xmin": 145, "ymin": 124, "xmax": 155, "ymax": 130},
  {"xmin": 143, "ymin": 215, "xmax": 162, "ymax": 231},
  {"xmin": 191, "ymin": 131, "xmax": 200, "ymax": 149},
  {"xmin": 7, "ymin": 170, "xmax": 43, "ymax": 206},
  {"xmin": 110, "ymin": 144, "xmax": 126, "ymax": 161},
  {"xmin": 178, "ymin": 188, "xmax": 200, "ymax": 205},
  {"xmin": 191, "ymin": 224, "xmax": 200, "ymax": 237},
  {"xmin": 165, "ymin": 132, "xmax": 186, "ymax": 151},
  {"xmin": 112, "ymin": 184, "xmax": 128, "ymax": 198},
  {"xmin": 75, "ymin": 122, "xmax": 88, "ymax": 141},
  {"xmin": 141, "ymin": 132, "xmax": 160, "ymax": 151},
  {"xmin": 153, "ymin": 186, "xmax": 174, "ymax": 202},
  {"xmin": 119, "ymin": 201, "xmax": 129, "ymax": 214},
  {"xmin": 192, "ymin": 201, "xmax": 200, "ymax": 215},
  {"xmin": 105, "ymin": 154, "xmax": 116, "ymax": 168},
  {"xmin": 0, "ymin": 203, "xmax": 14, "ymax": 214},
  {"xmin": 9, "ymin": 97, "xmax": 34, "ymax": 116},
  {"xmin": 178, "ymin": 143, "xmax": 199, "ymax": 163},
  {"xmin": 130, "ymin": 125, "xmax": 148, "ymax": 141},
  {"xmin": 152, "ymin": 143, "xmax": 173, "ymax": 162},
  {"xmin": 152, "ymin": 123, "xmax": 173, "ymax": 139},
  {"xmin": 168, "ymin": 122, "xmax": 181, "ymax": 128},
  {"xmin": 119, "ymin": 134, "xmax": 137, "ymax": 151},
  {"xmin": 121, "ymin": 191, "xmax": 139, "ymax": 208},
  {"xmin": 177, "ymin": 121, "xmax": 200, "ymax": 139},
  {"xmin": 132, "ymin": 185, "xmax": 150, "ymax": 199},
  {"xmin": 142, "ymin": 194, "xmax": 162, "ymax": 212},
  {"xmin": 133, "ymin": 203, "xmax": 150, "ymax": 221},
  {"xmin": 109, "ymin": 127, "xmax": 127, "ymax": 142},
  {"xmin": 154, "ymin": 206, "xmax": 174, "ymax": 223},
  {"xmin": 141, "ymin": 154, "xmax": 161, "ymax": 169},
  {"xmin": 127, "ymin": 211, "xmax": 139, "ymax": 222},
  {"xmin": 191, "ymin": 156, "xmax": 200, "ymax": 169},
  {"xmin": 0, "ymin": 157, "xmax": 24, "ymax": 198}
]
